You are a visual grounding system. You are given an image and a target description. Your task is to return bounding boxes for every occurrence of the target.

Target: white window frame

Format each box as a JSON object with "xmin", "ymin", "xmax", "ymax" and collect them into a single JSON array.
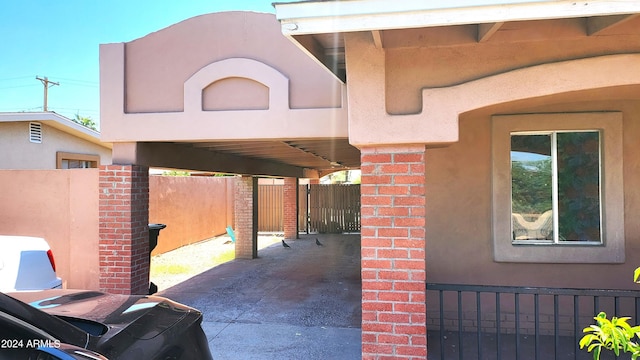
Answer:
[{"xmin": 492, "ymin": 112, "xmax": 624, "ymax": 263}]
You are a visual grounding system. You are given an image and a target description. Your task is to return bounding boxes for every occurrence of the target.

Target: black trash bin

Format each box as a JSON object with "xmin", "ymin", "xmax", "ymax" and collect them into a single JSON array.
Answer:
[{"xmin": 148, "ymin": 223, "xmax": 166, "ymax": 295}]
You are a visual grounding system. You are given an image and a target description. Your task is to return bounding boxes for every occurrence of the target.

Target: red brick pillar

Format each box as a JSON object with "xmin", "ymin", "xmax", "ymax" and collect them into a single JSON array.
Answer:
[
  {"xmin": 235, "ymin": 176, "xmax": 258, "ymax": 259},
  {"xmin": 98, "ymin": 165, "xmax": 150, "ymax": 295},
  {"xmin": 283, "ymin": 177, "xmax": 298, "ymax": 240},
  {"xmin": 360, "ymin": 146, "xmax": 427, "ymax": 359}
]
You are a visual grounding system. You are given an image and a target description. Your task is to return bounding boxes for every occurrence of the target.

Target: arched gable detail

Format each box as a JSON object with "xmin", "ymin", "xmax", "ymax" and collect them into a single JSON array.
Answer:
[
  {"xmin": 424, "ymin": 53, "xmax": 640, "ymax": 121},
  {"xmin": 184, "ymin": 58, "xmax": 290, "ymax": 114},
  {"xmin": 350, "ymin": 52, "xmax": 640, "ymax": 146}
]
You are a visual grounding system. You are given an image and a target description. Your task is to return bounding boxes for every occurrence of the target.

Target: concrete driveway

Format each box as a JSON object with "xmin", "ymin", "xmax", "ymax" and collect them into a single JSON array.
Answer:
[{"xmin": 158, "ymin": 234, "xmax": 362, "ymax": 360}]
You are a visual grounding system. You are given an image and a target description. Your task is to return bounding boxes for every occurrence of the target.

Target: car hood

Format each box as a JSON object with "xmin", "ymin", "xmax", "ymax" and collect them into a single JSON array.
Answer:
[{"xmin": 10, "ymin": 289, "xmax": 198, "ymax": 340}]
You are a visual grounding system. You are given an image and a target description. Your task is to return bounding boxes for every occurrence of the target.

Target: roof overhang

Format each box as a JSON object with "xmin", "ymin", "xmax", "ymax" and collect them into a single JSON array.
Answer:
[
  {"xmin": 275, "ymin": 0, "xmax": 640, "ymax": 82},
  {"xmin": 275, "ymin": 0, "xmax": 640, "ymax": 35},
  {"xmin": 0, "ymin": 112, "xmax": 112, "ymax": 149}
]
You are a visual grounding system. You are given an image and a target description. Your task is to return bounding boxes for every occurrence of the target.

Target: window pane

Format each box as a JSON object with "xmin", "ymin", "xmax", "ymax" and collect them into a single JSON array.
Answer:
[
  {"xmin": 510, "ymin": 134, "xmax": 553, "ymax": 241},
  {"xmin": 557, "ymin": 132, "xmax": 601, "ymax": 242}
]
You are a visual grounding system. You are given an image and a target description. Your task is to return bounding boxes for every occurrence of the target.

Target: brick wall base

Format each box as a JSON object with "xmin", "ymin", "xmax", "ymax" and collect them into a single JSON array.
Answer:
[
  {"xmin": 360, "ymin": 146, "xmax": 427, "ymax": 359},
  {"xmin": 98, "ymin": 165, "xmax": 150, "ymax": 295}
]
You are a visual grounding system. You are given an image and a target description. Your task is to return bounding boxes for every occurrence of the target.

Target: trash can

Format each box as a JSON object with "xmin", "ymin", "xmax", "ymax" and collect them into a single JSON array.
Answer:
[
  {"xmin": 148, "ymin": 223, "xmax": 166, "ymax": 295},
  {"xmin": 148, "ymin": 223, "xmax": 166, "ymax": 253}
]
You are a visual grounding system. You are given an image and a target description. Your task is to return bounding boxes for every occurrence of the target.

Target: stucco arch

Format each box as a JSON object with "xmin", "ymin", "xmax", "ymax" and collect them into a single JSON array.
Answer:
[
  {"xmin": 184, "ymin": 58, "xmax": 290, "ymax": 114},
  {"xmin": 349, "ymin": 49, "xmax": 640, "ymax": 146},
  {"xmin": 425, "ymin": 53, "xmax": 640, "ymax": 129}
]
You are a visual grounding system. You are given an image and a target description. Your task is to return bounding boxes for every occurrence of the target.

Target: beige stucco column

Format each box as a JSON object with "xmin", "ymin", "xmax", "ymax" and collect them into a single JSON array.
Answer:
[{"xmin": 345, "ymin": 32, "xmax": 429, "ymax": 360}]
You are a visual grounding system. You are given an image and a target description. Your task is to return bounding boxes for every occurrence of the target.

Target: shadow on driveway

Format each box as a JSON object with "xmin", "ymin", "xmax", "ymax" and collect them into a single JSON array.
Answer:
[{"xmin": 159, "ymin": 234, "xmax": 362, "ymax": 360}]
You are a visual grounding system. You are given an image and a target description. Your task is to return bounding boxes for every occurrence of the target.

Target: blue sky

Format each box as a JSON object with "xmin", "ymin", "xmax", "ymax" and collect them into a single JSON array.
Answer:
[{"xmin": 0, "ymin": 1, "xmax": 280, "ymax": 126}]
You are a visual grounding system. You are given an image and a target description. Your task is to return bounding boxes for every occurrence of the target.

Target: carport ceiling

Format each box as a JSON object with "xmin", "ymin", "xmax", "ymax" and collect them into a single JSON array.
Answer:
[{"xmin": 177, "ymin": 138, "xmax": 361, "ymax": 172}]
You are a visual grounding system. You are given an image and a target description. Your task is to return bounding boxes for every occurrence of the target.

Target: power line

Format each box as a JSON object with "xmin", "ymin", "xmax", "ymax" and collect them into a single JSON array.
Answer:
[
  {"xmin": 0, "ymin": 84, "xmax": 40, "ymax": 91},
  {"xmin": 53, "ymin": 77, "xmax": 98, "ymax": 86},
  {"xmin": 0, "ymin": 76, "xmax": 35, "ymax": 82}
]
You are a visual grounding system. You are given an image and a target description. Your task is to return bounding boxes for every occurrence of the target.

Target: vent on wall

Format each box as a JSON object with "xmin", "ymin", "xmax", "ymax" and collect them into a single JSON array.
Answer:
[{"xmin": 29, "ymin": 122, "xmax": 42, "ymax": 143}]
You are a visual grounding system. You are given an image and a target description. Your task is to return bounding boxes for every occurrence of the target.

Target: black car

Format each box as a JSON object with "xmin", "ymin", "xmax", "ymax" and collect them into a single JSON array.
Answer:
[{"xmin": 0, "ymin": 289, "xmax": 213, "ymax": 359}]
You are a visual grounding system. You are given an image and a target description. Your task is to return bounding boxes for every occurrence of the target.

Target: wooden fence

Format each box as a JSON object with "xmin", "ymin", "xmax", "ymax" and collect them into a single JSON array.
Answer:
[
  {"xmin": 308, "ymin": 184, "xmax": 361, "ymax": 233},
  {"xmin": 258, "ymin": 185, "xmax": 283, "ymax": 232},
  {"xmin": 258, "ymin": 184, "xmax": 360, "ymax": 234}
]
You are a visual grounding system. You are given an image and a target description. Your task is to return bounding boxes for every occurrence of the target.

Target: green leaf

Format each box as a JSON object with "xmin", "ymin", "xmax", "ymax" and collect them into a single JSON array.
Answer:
[{"xmin": 593, "ymin": 346, "xmax": 601, "ymax": 360}]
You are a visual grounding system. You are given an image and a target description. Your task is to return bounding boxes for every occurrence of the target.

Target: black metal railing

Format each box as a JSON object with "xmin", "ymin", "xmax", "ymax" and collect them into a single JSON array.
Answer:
[{"xmin": 426, "ymin": 283, "xmax": 640, "ymax": 360}]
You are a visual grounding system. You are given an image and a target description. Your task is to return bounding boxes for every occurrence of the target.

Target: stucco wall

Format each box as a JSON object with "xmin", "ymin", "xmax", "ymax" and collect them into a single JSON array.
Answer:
[
  {"xmin": 124, "ymin": 11, "xmax": 341, "ymax": 113},
  {"xmin": 149, "ymin": 175, "xmax": 235, "ymax": 255},
  {"xmin": 0, "ymin": 122, "xmax": 112, "ymax": 169},
  {"xmin": 384, "ymin": 35, "xmax": 640, "ymax": 115},
  {"xmin": 343, "ymin": 29, "xmax": 640, "ymax": 291},
  {"xmin": 425, "ymin": 98, "xmax": 640, "ymax": 290},
  {"xmin": 0, "ymin": 170, "xmax": 100, "ymax": 290}
]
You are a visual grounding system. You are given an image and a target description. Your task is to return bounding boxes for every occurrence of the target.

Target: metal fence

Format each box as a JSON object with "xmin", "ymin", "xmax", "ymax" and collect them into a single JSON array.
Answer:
[{"xmin": 426, "ymin": 283, "xmax": 640, "ymax": 360}]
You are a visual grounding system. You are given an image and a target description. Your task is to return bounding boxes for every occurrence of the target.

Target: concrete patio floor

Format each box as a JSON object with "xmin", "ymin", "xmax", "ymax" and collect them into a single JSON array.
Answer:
[{"xmin": 158, "ymin": 234, "xmax": 362, "ymax": 360}]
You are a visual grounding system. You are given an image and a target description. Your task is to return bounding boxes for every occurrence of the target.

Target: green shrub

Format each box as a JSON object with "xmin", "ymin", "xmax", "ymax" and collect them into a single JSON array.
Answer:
[{"xmin": 580, "ymin": 267, "xmax": 640, "ymax": 359}]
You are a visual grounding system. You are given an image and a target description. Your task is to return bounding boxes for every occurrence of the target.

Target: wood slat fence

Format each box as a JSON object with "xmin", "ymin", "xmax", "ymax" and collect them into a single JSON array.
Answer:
[
  {"xmin": 308, "ymin": 184, "xmax": 361, "ymax": 233},
  {"xmin": 257, "ymin": 183, "xmax": 360, "ymax": 234}
]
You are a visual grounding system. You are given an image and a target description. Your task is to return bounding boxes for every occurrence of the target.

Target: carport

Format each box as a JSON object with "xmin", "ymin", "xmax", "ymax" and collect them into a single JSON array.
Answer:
[
  {"xmin": 98, "ymin": 11, "xmax": 358, "ymax": 295},
  {"xmin": 99, "ymin": 10, "xmax": 427, "ymax": 360}
]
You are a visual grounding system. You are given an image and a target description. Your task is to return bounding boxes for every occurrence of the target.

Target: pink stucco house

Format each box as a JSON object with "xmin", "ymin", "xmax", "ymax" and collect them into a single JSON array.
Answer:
[
  {"xmin": 0, "ymin": 112, "xmax": 111, "ymax": 169},
  {"xmin": 98, "ymin": 2, "xmax": 640, "ymax": 358}
]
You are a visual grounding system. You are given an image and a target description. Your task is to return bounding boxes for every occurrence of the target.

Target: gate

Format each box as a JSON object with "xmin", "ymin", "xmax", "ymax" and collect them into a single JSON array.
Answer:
[
  {"xmin": 258, "ymin": 185, "xmax": 283, "ymax": 232},
  {"xmin": 259, "ymin": 183, "xmax": 361, "ymax": 234},
  {"xmin": 306, "ymin": 184, "xmax": 360, "ymax": 233}
]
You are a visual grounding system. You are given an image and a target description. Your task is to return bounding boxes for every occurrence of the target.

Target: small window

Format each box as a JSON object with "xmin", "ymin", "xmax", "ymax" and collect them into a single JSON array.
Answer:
[
  {"xmin": 492, "ymin": 113, "xmax": 624, "ymax": 263},
  {"xmin": 511, "ymin": 131, "xmax": 601, "ymax": 244},
  {"xmin": 29, "ymin": 122, "xmax": 42, "ymax": 143},
  {"xmin": 56, "ymin": 152, "xmax": 99, "ymax": 169}
]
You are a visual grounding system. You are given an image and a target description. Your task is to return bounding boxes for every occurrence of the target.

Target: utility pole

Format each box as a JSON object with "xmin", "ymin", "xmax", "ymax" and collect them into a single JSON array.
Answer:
[{"xmin": 36, "ymin": 76, "xmax": 59, "ymax": 111}]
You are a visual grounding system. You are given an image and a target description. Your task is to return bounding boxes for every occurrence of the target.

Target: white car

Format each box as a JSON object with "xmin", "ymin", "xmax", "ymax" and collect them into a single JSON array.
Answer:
[{"xmin": 0, "ymin": 235, "xmax": 62, "ymax": 292}]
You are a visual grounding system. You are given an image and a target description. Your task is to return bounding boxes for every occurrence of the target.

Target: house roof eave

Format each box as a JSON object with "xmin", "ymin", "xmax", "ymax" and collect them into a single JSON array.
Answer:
[
  {"xmin": 274, "ymin": 0, "xmax": 640, "ymax": 35},
  {"xmin": 0, "ymin": 112, "xmax": 112, "ymax": 149}
]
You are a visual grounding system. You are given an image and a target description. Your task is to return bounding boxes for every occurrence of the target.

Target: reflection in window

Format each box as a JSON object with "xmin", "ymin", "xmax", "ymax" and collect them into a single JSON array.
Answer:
[{"xmin": 510, "ymin": 131, "xmax": 601, "ymax": 244}]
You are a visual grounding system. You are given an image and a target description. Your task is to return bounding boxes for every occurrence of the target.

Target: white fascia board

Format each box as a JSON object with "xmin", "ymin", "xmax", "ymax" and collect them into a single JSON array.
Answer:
[
  {"xmin": 0, "ymin": 111, "xmax": 109, "ymax": 147},
  {"xmin": 275, "ymin": 0, "xmax": 640, "ymax": 35}
]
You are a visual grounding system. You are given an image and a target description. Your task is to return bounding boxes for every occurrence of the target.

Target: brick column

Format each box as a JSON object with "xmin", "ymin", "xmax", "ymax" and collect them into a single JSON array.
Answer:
[
  {"xmin": 99, "ymin": 165, "xmax": 150, "ymax": 295},
  {"xmin": 235, "ymin": 176, "xmax": 258, "ymax": 259},
  {"xmin": 283, "ymin": 177, "xmax": 299, "ymax": 240},
  {"xmin": 360, "ymin": 146, "xmax": 427, "ymax": 359}
]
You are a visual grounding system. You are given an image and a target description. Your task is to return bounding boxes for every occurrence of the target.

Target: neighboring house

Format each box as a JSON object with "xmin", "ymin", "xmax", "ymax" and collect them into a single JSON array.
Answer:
[
  {"xmin": 97, "ymin": 4, "xmax": 640, "ymax": 359},
  {"xmin": 0, "ymin": 112, "xmax": 112, "ymax": 169},
  {"xmin": 0, "ymin": 112, "xmax": 111, "ymax": 291}
]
